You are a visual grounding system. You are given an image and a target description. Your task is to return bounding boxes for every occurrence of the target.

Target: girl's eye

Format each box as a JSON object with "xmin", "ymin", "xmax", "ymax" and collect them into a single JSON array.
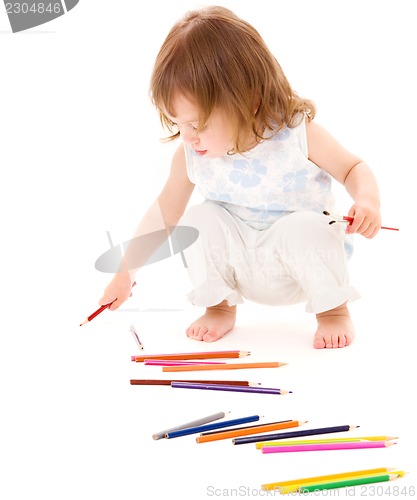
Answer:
[{"xmin": 192, "ymin": 125, "xmax": 207, "ymax": 132}]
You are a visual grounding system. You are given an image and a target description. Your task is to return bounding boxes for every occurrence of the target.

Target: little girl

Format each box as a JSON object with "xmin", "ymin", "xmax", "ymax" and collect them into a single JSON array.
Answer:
[{"xmin": 99, "ymin": 6, "xmax": 381, "ymax": 349}]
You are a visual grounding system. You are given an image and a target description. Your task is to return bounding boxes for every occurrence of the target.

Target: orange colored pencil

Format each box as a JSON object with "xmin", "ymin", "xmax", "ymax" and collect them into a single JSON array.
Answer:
[
  {"xmin": 196, "ymin": 420, "xmax": 303, "ymax": 443},
  {"xmin": 131, "ymin": 350, "xmax": 250, "ymax": 362},
  {"xmin": 162, "ymin": 361, "xmax": 287, "ymax": 372}
]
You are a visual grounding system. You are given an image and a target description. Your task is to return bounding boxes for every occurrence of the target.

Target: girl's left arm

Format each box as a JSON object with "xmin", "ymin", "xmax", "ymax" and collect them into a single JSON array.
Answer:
[{"xmin": 306, "ymin": 120, "xmax": 381, "ymax": 239}]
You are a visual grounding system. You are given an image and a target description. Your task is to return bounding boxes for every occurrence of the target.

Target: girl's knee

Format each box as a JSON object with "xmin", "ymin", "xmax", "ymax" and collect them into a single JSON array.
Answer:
[
  {"xmin": 180, "ymin": 202, "xmax": 224, "ymax": 227},
  {"xmin": 268, "ymin": 210, "xmax": 344, "ymax": 254}
]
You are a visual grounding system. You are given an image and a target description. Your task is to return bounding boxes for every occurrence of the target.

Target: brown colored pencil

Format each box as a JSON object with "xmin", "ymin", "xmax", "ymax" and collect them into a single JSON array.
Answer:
[
  {"xmin": 131, "ymin": 350, "xmax": 250, "ymax": 362},
  {"xmin": 196, "ymin": 420, "xmax": 304, "ymax": 443},
  {"xmin": 129, "ymin": 379, "xmax": 260, "ymax": 386},
  {"xmin": 162, "ymin": 361, "xmax": 287, "ymax": 372}
]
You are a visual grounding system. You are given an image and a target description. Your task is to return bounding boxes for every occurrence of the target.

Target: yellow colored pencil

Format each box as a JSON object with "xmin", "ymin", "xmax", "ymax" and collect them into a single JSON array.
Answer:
[
  {"xmin": 256, "ymin": 436, "xmax": 397, "ymax": 449},
  {"xmin": 162, "ymin": 361, "xmax": 286, "ymax": 372},
  {"xmin": 262, "ymin": 468, "xmax": 400, "ymax": 492}
]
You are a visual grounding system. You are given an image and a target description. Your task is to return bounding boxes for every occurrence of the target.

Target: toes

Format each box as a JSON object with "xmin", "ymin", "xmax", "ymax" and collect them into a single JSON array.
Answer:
[
  {"xmin": 186, "ymin": 325, "xmax": 208, "ymax": 341},
  {"xmin": 344, "ymin": 332, "xmax": 354, "ymax": 346},
  {"xmin": 325, "ymin": 335, "xmax": 335, "ymax": 348},
  {"xmin": 324, "ymin": 334, "xmax": 344, "ymax": 348},
  {"xmin": 314, "ymin": 333, "xmax": 350, "ymax": 349},
  {"xmin": 331, "ymin": 334, "xmax": 340, "ymax": 348},
  {"xmin": 338, "ymin": 335, "xmax": 347, "ymax": 348},
  {"xmin": 203, "ymin": 330, "xmax": 224, "ymax": 343},
  {"xmin": 313, "ymin": 336, "xmax": 326, "ymax": 349}
]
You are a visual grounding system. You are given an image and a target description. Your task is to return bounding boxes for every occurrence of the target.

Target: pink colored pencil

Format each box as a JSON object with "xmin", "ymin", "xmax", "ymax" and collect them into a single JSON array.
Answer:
[
  {"xmin": 144, "ymin": 359, "xmax": 224, "ymax": 366},
  {"xmin": 261, "ymin": 441, "xmax": 395, "ymax": 454}
]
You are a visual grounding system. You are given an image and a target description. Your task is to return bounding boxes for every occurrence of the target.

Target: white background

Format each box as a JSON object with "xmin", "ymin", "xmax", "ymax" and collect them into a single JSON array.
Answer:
[{"xmin": 1, "ymin": 1, "xmax": 416, "ymax": 498}]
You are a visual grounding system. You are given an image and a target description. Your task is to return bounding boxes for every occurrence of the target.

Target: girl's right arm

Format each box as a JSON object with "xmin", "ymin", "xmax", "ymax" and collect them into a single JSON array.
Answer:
[{"xmin": 98, "ymin": 144, "xmax": 195, "ymax": 310}]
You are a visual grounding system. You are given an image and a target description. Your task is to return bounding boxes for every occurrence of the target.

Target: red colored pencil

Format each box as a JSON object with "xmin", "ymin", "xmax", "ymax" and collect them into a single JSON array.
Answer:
[
  {"xmin": 80, "ymin": 303, "xmax": 109, "ymax": 326},
  {"xmin": 80, "ymin": 282, "xmax": 136, "ymax": 326}
]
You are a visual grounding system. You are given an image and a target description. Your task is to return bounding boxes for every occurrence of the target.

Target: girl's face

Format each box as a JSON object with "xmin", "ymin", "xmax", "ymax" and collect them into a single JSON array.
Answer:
[{"xmin": 166, "ymin": 94, "xmax": 235, "ymax": 158}]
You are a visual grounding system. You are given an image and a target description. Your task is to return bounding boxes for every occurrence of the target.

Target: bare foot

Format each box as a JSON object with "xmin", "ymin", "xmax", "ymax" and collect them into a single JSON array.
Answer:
[
  {"xmin": 314, "ymin": 304, "xmax": 354, "ymax": 349},
  {"xmin": 186, "ymin": 301, "xmax": 236, "ymax": 342}
]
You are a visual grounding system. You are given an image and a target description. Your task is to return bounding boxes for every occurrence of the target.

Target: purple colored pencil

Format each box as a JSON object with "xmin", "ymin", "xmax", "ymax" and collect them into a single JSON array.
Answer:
[{"xmin": 171, "ymin": 382, "xmax": 291, "ymax": 395}]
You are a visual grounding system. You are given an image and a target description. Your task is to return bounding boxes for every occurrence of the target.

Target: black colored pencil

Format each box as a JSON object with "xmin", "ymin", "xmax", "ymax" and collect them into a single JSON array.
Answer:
[{"xmin": 233, "ymin": 424, "xmax": 359, "ymax": 445}]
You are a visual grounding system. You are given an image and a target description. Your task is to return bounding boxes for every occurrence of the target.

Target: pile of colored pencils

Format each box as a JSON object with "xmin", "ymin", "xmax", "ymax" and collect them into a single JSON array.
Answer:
[
  {"xmin": 130, "ymin": 349, "xmax": 289, "ymax": 394},
  {"xmin": 130, "ymin": 348, "xmax": 406, "ymax": 492}
]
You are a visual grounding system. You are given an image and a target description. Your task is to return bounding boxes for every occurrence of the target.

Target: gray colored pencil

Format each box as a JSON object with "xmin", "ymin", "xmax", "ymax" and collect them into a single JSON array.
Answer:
[
  {"xmin": 152, "ymin": 411, "xmax": 228, "ymax": 440},
  {"xmin": 130, "ymin": 324, "xmax": 144, "ymax": 350}
]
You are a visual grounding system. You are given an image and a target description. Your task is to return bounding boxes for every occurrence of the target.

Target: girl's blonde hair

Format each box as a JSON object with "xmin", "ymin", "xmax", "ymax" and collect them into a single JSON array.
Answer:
[{"xmin": 150, "ymin": 5, "xmax": 316, "ymax": 153}]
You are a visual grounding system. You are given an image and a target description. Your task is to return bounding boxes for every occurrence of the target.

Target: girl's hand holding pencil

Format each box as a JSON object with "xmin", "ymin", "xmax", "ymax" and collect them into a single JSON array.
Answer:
[
  {"xmin": 80, "ymin": 279, "xmax": 136, "ymax": 326},
  {"xmin": 324, "ymin": 207, "xmax": 398, "ymax": 237},
  {"xmin": 344, "ymin": 202, "xmax": 382, "ymax": 238},
  {"xmin": 98, "ymin": 273, "xmax": 135, "ymax": 312}
]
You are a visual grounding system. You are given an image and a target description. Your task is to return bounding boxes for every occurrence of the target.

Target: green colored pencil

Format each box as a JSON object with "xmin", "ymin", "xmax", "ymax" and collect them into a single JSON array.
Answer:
[{"xmin": 299, "ymin": 473, "xmax": 401, "ymax": 493}]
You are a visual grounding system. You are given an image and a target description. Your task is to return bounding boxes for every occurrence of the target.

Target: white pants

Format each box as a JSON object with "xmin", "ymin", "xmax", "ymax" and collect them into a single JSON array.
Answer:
[{"xmin": 180, "ymin": 202, "xmax": 360, "ymax": 314}]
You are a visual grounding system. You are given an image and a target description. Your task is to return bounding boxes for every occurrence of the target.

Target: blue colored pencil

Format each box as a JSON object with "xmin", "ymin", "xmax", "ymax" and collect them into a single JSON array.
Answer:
[{"xmin": 165, "ymin": 414, "xmax": 261, "ymax": 439}]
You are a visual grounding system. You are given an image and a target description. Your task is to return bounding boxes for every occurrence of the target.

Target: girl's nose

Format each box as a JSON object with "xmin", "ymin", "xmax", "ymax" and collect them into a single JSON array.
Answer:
[{"xmin": 181, "ymin": 127, "xmax": 199, "ymax": 145}]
